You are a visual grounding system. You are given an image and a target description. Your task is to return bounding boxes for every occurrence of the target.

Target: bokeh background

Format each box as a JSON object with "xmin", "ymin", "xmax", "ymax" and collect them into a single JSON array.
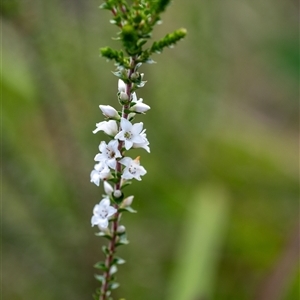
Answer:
[{"xmin": 2, "ymin": 0, "xmax": 299, "ymax": 299}]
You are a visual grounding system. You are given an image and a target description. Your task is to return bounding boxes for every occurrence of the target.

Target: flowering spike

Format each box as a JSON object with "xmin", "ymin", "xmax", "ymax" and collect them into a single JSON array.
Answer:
[{"xmin": 90, "ymin": 1, "xmax": 186, "ymax": 299}]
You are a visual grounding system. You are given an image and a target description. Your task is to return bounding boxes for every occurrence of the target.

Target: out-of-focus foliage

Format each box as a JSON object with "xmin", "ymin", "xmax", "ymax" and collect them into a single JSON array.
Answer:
[{"xmin": 2, "ymin": 0, "xmax": 298, "ymax": 300}]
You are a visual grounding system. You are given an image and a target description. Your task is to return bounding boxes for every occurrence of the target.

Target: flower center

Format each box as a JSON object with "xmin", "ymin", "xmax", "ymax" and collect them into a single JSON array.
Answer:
[
  {"xmin": 124, "ymin": 131, "xmax": 132, "ymax": 140},
  {"xmin": 106, "ymin": 147, "xmax": 115, "ymax": 158},
  {"xmin": 129, "ymin": 165, "xmax": 137, "ymax": 174},
  {"xmin": 100, "ymin": 209, "xmax": 108, "ymax": 219}
]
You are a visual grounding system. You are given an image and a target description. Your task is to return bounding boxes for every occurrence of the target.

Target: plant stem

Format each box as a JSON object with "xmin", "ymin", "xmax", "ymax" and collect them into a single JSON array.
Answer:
[
  {"xmin": 99, "ymin": 212, "xmax": 121, "ymax": 300},
  {"xmin": 99, "ymin": 57, "xmax": 136, "ymax": 300}
]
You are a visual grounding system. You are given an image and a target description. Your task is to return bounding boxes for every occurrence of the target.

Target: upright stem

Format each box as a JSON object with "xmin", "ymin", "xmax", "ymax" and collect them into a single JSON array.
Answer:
[
  {"xmin": 99, "ymin": 57, "xmax": 136, "ymax": 300},
  {"xmin": 99, "ymin": 212, "xmax": 121, "ymax": 300}
]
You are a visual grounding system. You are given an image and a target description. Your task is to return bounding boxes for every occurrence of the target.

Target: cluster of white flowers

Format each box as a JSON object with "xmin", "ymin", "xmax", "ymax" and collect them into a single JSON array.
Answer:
[{"xmin": 90, "ymin": 79, "xmax": 150, "ymax": 230}]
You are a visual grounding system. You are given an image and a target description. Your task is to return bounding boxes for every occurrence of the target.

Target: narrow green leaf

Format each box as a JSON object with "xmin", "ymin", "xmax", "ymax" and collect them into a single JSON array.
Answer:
[
  {"xmin": 116, "ymin": 234, "xmax": 129, "ymax": 247},
  {"xmin": 119, "ymin": 206, "xmax": 137, "ymax": 213},
  {"xmin": 95, "ymin": 232, "xmax": 112, "ymax": 240},
  {"xmin": 94, "ymin": 261, "xmax": 108, "ymax": 271},
  {"xmin": 112, "ymin": 256, "xmax": 126, "ymax": 265},
  {"xmin": 102, "ymin": 245, "xmax": 110, "ymax": 256},
  {"xmin": 109, "ymin": 282, "xmax": 120, "ymax": 290},
  {"xmin": 94, "ymin": 274, "xmax": 105, "ymax": 283},
  {"xmin": 109, "ymin": 265, "xmax": 118, "ymax": 275}
]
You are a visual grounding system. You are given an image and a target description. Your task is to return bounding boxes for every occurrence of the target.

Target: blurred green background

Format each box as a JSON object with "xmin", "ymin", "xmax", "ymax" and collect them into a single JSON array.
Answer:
[{"xmin": 2, "ymin": 0, "xmax": 299, "ymax": 299}]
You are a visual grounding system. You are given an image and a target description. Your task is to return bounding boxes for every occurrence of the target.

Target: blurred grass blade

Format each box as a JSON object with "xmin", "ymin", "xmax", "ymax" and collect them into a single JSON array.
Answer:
[{"xmin": 167, "ymin": 184, "xmax": 229, "ymax": 300}]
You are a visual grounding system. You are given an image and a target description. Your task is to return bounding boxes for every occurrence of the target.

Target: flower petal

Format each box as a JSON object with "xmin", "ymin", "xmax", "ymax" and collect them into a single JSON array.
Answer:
[
  {"xmin": 91, "ymin": 215, "xmax": 100, "ymax": 226},
  {"xmin": 107, "ymin": 206, "xmax": 117, "ymax": 217},
  {"xmin": 98, "ymin": 218, "xmax": 109, "ymax": 228},
  {"xmin": 119, "ymin": 157, "xmax": 132, "ymax": 166},
  {"xmin": 131, "ymin": 122, "xmax": 143, "ymax": 135},
  {"xmin": 99, "ymin": 198, "xmax": 110, "ymax": 208},
  {"xmin": 124, "ymin": 140, "xmax": 133, "ymax": 150},
  {"xmin": 120, "ymin": 118, "xmax": 131, "ymax": 131}
]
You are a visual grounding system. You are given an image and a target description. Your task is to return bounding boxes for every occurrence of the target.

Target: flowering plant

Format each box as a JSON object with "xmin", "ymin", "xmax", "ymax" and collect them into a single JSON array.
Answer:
[{"xmin": 90, "ymin": 1, "xmax": 186, "ymax": 299}]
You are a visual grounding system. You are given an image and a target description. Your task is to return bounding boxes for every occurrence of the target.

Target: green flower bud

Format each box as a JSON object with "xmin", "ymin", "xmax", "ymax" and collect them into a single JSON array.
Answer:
[
  {"xmin": 150, "ymin": 28, "xmax": 187, "ymax": 54},
  {"xmin": 100, "ymin": 47, "xmax": 124, "ymax": 65},
  {"xmin": 121, "ymin": 24, "xmax": 137, "ymax": 43},
  {"xmin": 154, "ymin": 0, "xmax": 171, "ymax": 14}
]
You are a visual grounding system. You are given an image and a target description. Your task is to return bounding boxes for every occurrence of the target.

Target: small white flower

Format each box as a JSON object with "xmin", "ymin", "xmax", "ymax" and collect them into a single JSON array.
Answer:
[
  {"xmin": 130, "ymin": 93, "xmax": 150, "ymax": 113},
  {"xmin": 119, "ymin": 156, "xmax": 147, "ymax": 181},
  {"xmin": 115, "ymin": 118, "xmax": 145, "ymax": 150},
  {"xmin": 94, "ymin": 140, "xmax": 122, "ymax": 169},
  {"xmin": 91, "ymin": 198, "xmax": 117, "ymax": 228},
  {"xmin": 90, "ymin": 162, "xmax": 111, "ymax": 186},
  {"xmin": 99, "ymin": 105, "xmax": 120, "ymax": 119},
  {"xmin": 93, "ymin": 120, "xmax": 118, "ymax": 136}
]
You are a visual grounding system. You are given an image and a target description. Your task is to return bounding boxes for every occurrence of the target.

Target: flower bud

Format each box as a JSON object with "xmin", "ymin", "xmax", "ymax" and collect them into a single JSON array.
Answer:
[
  {"xmin": 99, "ymin": 105, "xmax": 120, "ymax": 119},
  {"xmin": 104, "ymin": 181, "xmax": 113, "ymax": 196},
  {"xmin": 131, "ymin": 102, "xmax": 150, "ymax": 113},
  {"xmin": 122, "ymin": 195, "xmax": 134, "ymax": 207},
  {"xmin": 119, "ymin": 92, "xmax": 129, "ymax": 102},
  {"xmin": 113, "ymin": 190, "xmax": 122, "ymax": 198},
  {"xmin": 117, "ymin": 225, "xmax": 126, "ymax": 233},
  {"xmin": 130, "ymin": 72, "xmax": 139, "ymax": 81},
  {"xmin": 98, "ymin": 225, "xmax": 111, "ymax": 234},
  {"xmin": 93, "ymin": 120, "xmax": 118, "ymax": 136},
  {"xmin": 118, "ymin": 79, "xmax": 126, "ymax": 93}
]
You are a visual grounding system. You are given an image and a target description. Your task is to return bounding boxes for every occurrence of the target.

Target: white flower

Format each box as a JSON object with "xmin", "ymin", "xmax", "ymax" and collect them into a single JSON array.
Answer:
[
  {"xmin": 90, "ymin": 162, "xmax": 111, "ymax": 186},
  {"xmin": 119, "ymin": 156, "xmax": 147, "ymax": 181},
  {"xmin": 99, "ymin": 105, "xmax": 120, "ymax": 119},
  {"xmin": 91, "ymin": 198, "xmax": 117, "ymax": 228},
  {"xmin": 132, "ymin": 129, "xmax": 150, "ymax": 153},
  {"xmin": 130, "ymin": 93, "xmax": 150, "ymax": 113},
  {"xmin": 115, "ymin": 118, "xmax": 145, "ymax": 150},
  {"xmin": 93, "ymin": 120, "xmax": 118, "ymax": 136},
  {"xmin": 94, "ymin": 140, "xmax": 122, "ymax": 169}
]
